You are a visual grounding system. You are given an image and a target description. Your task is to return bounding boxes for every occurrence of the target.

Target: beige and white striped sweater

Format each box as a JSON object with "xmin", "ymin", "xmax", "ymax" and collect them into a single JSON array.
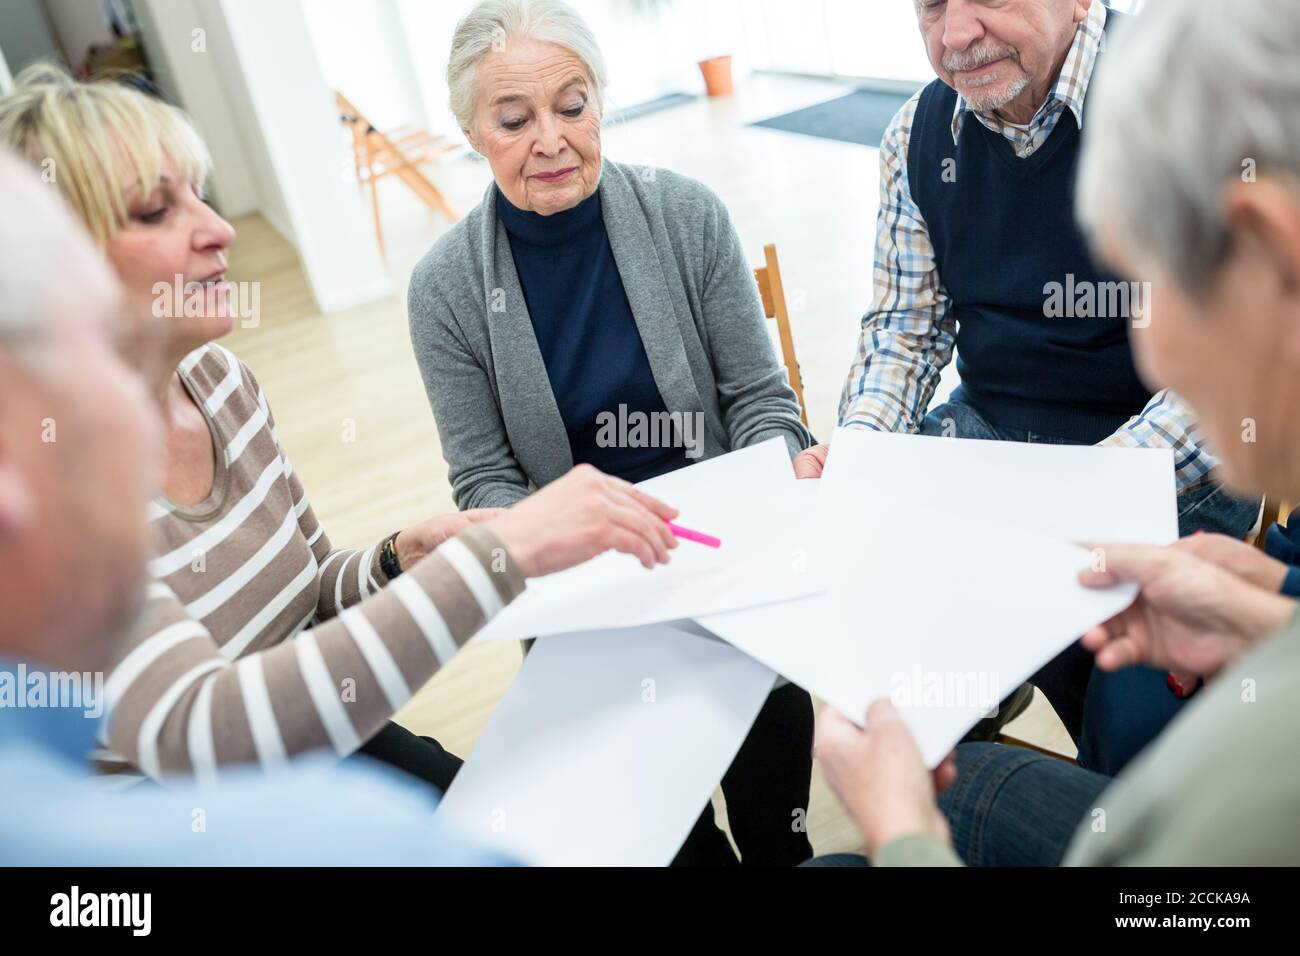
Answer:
[{"xmin": 101, "ymin": 343, "xmax": 524, "ymax": 783}]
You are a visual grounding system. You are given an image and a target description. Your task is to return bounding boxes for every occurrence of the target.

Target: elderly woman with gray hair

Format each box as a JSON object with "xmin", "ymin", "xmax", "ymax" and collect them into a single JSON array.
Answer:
[
  {"xmin": 407, "ymin": 0, "xmax": 816, "ymax": 865},
  {"xmin": 809, "ymin": 0, "xmax": 1300, "ymax": 867}
]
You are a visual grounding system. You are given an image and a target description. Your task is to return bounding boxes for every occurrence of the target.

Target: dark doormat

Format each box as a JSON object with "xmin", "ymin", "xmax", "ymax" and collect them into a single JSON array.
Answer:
[
  {"xmin": 749, "ymin": 87, "xmax": 919, "ymax": 148},
  {"xmin": 608, "ymin": 92, "xmax": 698, "ymax": 124}
]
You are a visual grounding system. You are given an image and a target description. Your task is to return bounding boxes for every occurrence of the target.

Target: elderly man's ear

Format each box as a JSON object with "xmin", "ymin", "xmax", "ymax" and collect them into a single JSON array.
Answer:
[
  {"xmin": 0, "ymin": 365, "xmax": 37, "ymax": 539},
  {"xmin": 1221, "ymin": 176, "xmax": 1300, "ymax": 352},
  {"xmin": 0, "ymin": 458, "xmax": 36, "ymax": 539}
]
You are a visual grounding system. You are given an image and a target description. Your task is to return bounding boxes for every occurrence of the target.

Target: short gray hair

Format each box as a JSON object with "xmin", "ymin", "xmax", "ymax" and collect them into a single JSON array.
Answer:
[
  {"xmin": 1078, "ymin": 0, "xmax": 1300, "ymax": 292},
  {"xmin": 447, "ymin": 0, "xmax": 608, "ymax": 134},
  {"xmin": 0, "ymin": 149, "xmax": 110, "ymax": 365},
  {"xmin": 0, "ymin": 151, "xmax": 61, "ymax": 352}
]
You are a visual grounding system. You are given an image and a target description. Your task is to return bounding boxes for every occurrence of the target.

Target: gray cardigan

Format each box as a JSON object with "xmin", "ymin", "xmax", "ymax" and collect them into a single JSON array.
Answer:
[{"xmin": 407, "ymin": 159, "xmax": 814, "ymax": 509}]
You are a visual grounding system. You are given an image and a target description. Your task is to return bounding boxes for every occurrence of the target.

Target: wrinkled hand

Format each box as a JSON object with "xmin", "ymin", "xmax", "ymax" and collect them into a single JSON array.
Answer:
[
  {"xmin": 395, "ymin": 508, "xmax": 504, "ymax": 571},
  {"xmin": 793, "ymin": 443, "xmax": 829, "ymax": 479},
  {"xmin": 815, "ymin": 700, "xmax": 956, "ymax": 859},
  {"xmin": 1173, "ymin": 532, "xmax": 1289, "ymax": 592},
  {"xmin": 1079, "ymin": 542, "xmax": 1295, "ymax": 679},
  {"xmin": 487, "ymin": 464, "xmax": 679, "ymax": 577}
]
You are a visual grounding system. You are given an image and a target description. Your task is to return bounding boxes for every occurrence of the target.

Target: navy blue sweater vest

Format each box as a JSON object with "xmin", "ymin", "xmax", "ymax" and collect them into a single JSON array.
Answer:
[{"xmin": 906, "ymin": 10, "xmax": 1151, "ymax": 444}]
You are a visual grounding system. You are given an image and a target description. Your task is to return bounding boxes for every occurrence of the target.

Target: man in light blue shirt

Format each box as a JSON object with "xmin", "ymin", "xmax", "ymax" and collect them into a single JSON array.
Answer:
[
  {"xmin": 0, "ymin": 153, "xmax": 508, "ymax": 867},
  {"xmin": 0, "ymin": 668, "xmax": 509, "ymax": 866}
]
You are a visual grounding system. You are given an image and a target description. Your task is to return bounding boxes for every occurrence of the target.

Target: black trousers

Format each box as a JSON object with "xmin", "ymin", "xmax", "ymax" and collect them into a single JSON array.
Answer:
[
  {"xmin": 671, "ymin": 682, "xmax": 815, "ymax": 867},
  {"xmin": 354, "ymin": 721, "xmax": 463, "ymax": 793}
]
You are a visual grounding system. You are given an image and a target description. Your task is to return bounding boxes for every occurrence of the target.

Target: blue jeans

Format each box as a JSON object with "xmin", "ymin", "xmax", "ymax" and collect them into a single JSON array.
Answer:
[
  {"xmin": 920, "ymin": 400, "xmax": 1260, "ymax": 775},
  {"xmin": 803, "ymin": 742, "xmax": 1110, "ymax": 867}
]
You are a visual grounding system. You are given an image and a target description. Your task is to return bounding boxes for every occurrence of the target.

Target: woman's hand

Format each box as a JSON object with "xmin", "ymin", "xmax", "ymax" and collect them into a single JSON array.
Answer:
[
  {"xmin": 394, "ymin": 509, "xmax": 505, "ymax": 571},
  {"xmin": 815, "ymin": 700, "xmax": 956, "ymax": 859},
  {"xmin": 793, "ymin": 442, "xmax": 829, "ymax": 479},
  {"xmin": 1079, "ymin": 543, "xmax": 1296, "ymax": 679},
  {"xmin": 1173, "ymin": 532, "xmax": 1289, "ymax": 592},
  {"xmin": 486, "ymin": 464, "xmax": 680, "ymax": 577}
]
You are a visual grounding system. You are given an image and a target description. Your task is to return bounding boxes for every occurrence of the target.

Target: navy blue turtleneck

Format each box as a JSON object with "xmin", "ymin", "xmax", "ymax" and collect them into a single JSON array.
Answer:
[{"xmin": 496, "ymin": 187, "xmax": 689, "ymax": 483}]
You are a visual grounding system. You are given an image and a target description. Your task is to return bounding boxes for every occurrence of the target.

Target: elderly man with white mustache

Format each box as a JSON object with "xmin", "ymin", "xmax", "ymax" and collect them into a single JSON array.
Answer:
[
  {"xmin": 808, "ymin": 0, "xmax": 1300, "ymax": 868},
  {"xmin": 794, "ymin": 0, "xmax": 1261, "ymax": 776}
]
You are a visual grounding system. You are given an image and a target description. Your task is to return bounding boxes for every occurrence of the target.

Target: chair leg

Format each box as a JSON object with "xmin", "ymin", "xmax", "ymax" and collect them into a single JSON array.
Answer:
[
  {"xmin": 395, "ymin": 160, "xmax": 457, "ymax": 222},
  {"xmin": 367, "ymin": 130, "xmax": 458, "ymax": 223},
  {"xmin": 368, "ymin": 173, "xmax": 385, "ymax": 261},
  {"xmin": 359, "ymin": 139, "xmax": 385, "ymax": 262}
]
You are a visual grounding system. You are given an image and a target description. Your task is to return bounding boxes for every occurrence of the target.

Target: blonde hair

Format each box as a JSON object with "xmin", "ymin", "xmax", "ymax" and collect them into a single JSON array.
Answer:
[{"xmin": 0, "ymin": 62, "xmax": 211, "ymax": 246}]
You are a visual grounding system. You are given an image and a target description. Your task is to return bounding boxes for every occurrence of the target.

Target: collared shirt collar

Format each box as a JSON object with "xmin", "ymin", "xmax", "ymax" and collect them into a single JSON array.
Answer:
[{"xmin": 949, "ymin": 0, "xmax": 1108, "ymax": 144}]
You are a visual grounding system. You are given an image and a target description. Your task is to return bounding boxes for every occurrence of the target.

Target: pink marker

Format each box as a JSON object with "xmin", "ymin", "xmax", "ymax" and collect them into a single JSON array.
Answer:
[{"xmin": 666, "ymin": 521, "xmax": 722, "ymax": 549}]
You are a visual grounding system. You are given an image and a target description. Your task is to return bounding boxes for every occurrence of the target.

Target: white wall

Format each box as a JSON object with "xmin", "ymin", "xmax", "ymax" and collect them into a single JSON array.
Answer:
[
  {"xmin": 749, "ymin": 0, "xmax": 831, "ymax": 75},
  {"xmin": 568, "ymin": 0, "xmax": 748, "ymax": 111},
  {"xmin": 388, "ymin": 0, "xmax": 751, "ymax": 145},
  {"xmin": 216, "ymin": 0, "xmax": 392, "ymax": 312},
  {"xmin": 191, "ymin": 0, "xmax": 291, "ymax": 229},
  {"xmin": 42, "ymin": 0, "xmax": 118, "ymax": 71},
  {"xmin": 132, "ymin": 0, "xmax": 271, "ymax": 226},
  {"xmin": 133, "ymin": 0, "xmax": 391, "ymax": 313},
  {"xmin": 752, "ymin": 0, "xmax": 1143, "ymax": 84},
  {"xmin": 0, "ymin": 0, "xmax": 60, "ymax": 77},
  {"xmin": 304, "ymin": 0, "xmax": 428, "ymax": 133},
  {"xmin": 825, "ymin": 0, "xmax": 932, "ymax": 83}
]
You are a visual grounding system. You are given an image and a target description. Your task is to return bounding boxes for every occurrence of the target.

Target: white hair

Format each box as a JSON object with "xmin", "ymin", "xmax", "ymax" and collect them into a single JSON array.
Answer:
[
  {"xmin": 1078, "ymin": 0, "xmax": 1300, "ymax": 291},
  {"xmin": 0, "ymin": 152, "xmax": 64, "ymax": 352},
  {"xmin": 0, "ymin": 149, "xmax": 112, "ymax": 366},
  {"xmin": 446, "ymin": 0, "xmax": 608, "ymax": 134}
]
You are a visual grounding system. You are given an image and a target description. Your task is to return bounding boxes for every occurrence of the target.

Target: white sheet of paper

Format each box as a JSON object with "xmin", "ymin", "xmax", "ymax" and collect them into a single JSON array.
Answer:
[
  {"xmin": 821, "ymin": 426, "xmax": 1178, "ymax": 545},
  {"xmin": 474, "ymin": 438, "xmax": 822, "ymax": 643},
  {"xmin": 434, "ymin": 622, "xmax": 777, "ymax": 866},
  {"xmin": 697, "ymin": 430, "xmax": 1176, "ymax": 765}
]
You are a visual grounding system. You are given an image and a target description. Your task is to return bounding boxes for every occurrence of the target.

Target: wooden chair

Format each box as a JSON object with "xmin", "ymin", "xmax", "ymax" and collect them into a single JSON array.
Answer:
[
  {"xmin": 335, "ymin": 91, "xmax": 459, "ymax": 259},
  {"xmin": 753, "ymin": 243, "xmax": 809, "ymax": 426},
  {"xmin": 1253, "ymin": 496, "xmax": 1292, "ymax": 550}
]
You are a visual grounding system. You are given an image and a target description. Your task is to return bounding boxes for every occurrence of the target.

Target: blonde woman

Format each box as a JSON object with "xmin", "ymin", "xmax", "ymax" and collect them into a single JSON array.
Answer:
[{"xmin": 0, "ymin": 64, "xmax": 680, "ymax": 790}]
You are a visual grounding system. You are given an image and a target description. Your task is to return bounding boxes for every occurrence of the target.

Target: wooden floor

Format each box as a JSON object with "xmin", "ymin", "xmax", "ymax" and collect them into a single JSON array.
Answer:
[{"xmin": 222, "ymin": 73, "xmax": 1073, "ymax": 861}]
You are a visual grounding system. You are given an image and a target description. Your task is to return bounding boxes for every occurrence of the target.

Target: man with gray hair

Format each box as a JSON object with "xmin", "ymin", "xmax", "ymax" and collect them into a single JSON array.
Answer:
[
  {"xmin": 807, "ymin": 0, "xmax": 1300, "ymax": 868},
  {"xmin": 797, "ymin": 0, "xmax": 1261, "ymax": 775},
  {"xmin": 0, "ymin": 152, "xmax": 508, "ymax": 865}
]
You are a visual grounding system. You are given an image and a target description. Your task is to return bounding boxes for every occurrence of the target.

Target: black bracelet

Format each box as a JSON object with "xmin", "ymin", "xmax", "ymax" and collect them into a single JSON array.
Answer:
[{"xmin": 379, "ymin": 531, "xmax": 404, "ymax": 580}]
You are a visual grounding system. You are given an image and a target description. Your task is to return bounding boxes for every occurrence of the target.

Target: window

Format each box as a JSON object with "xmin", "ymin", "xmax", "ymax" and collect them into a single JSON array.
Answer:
[{"xmin": 746, "ymin": 1, "xmax": 1144, "ymax": 85}]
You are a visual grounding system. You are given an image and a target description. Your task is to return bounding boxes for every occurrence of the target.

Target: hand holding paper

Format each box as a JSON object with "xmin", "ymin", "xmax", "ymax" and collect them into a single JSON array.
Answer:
[
  {"xmin": 698, "ymin": 427, "xmax": 1177, "ymax": 765},
  {"xmin": 475, "ymin": 439, "xmax": 822, "ymax": 644},
  {"xmin": 446, "ymin": 429, "xmax": 1187, "ymax": 864},
  {"xmin": 815, "ymin": 699, "xmax": 957, "ymax": 860},
  {"xmin": 1078, "ymin": 541, "xmax": 1297, "ymax": 678}
]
